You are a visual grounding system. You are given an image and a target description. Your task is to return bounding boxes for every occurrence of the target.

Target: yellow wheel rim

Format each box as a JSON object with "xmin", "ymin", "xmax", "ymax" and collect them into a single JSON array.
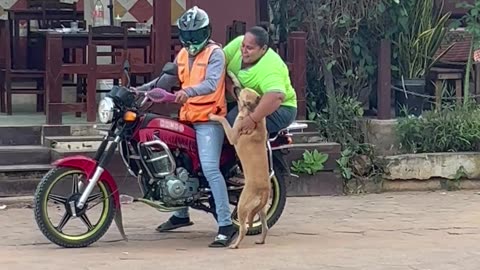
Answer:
[
  {"xmin": 232, "ymin": 175, "xmax": 281, "ymax": 228},
  {"xmin": 41, "ymin": 170, "xmax": 112, "ymax": 243}
]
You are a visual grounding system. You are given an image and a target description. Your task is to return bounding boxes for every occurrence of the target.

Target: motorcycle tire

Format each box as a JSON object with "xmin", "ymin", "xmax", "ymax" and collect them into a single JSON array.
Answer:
[
  {"xmin": 34, "ymin": 167, "xmax": 116, "ymax": 248},
  {"xmin": 232, "ymin": 164, "xmax": 287, "ymax": 235}
]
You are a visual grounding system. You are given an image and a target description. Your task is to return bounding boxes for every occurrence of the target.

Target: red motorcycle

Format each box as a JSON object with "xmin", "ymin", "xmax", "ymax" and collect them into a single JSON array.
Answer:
[{"xmin": 33, "ymin": 73, "xmax": 308, "ymax": 248}]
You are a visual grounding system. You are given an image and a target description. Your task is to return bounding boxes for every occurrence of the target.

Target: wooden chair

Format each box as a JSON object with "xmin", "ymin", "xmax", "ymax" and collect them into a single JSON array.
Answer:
[
  {"xmin": 431, "ymin": 67, "xmax": 464, "ymax": 107},
  {"xmin": 128, "ymin": 25, "xmax": 155, "ymax": 86},
  {"xmin": 1, "ymin": 19, "xmax": 45, "ymax": 115},
  {"xmin": 79, "ymin": 25, "xmax": 129, "ymax": 120},
  {"xmin": 27, "ymin": 0, "xmax": 77, "ymax": 29}
]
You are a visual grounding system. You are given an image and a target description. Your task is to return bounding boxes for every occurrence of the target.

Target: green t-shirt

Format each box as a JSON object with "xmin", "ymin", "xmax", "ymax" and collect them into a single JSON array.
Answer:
[{"xmin": 223, "ymin": 35, "xmax": 297, "ymax": 108}]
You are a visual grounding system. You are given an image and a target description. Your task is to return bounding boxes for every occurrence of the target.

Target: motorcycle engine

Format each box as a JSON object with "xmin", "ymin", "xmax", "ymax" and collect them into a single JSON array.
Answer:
[
  {"xmin": 156, "ymin": 167, "xmax": 200, "ymax": 206},
  {"xmin": 145, "ymin": 148, "xmax": 200, "ymax": 206}
]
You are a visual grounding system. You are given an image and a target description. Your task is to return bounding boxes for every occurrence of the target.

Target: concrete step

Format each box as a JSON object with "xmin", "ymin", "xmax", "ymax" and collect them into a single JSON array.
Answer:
[
  {"xmin": 0, "ymin": 146, "xmax": 51, "ymax": 166},
  {"xmin": 0, "ymin": 171, "xmax": 344, "ymax": 198},
  {"xmin": 0, "ymin": 164, "xmax": 52, "ymax": 197},
  {"xmin": 0, "ymin": 164, "xmax": 52, "ymax": 180},
  {"xmin": 284, "ymin": 142, "xmax": 341, "ymax": 172},
  {"xmin": 44, "ymin": 135, "xmax": 104, "ymax": 150},
  {"xmin": 0, "ymin": 126, "xmax": 42, "ymax": 146}
]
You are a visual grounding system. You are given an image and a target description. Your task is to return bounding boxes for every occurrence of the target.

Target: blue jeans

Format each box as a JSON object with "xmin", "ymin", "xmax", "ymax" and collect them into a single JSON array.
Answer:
[
  {"xmin": 173, "ymin": 122, "xmax": 232, "ymax": 227},
  {"xmin": 227, "ymin": 105, "xmax": 297, "ymax": 134}
]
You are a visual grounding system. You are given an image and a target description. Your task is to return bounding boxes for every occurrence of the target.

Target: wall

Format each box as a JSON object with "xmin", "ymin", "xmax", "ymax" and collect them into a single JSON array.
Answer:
[
  {"xmin": 187, "ymin": 0, "xmax": 257, "ymax": 44},
  {"xmin": 0, "ymin": 0, "xmax": 186, "ymax": 23},
  {"xmin": 84, "ymin": 0, "xmax": 186, "ymax": 25}
]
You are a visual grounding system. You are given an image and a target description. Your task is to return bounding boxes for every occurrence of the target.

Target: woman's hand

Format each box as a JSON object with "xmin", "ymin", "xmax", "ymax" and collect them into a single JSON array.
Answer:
[
  {"xmin": 238, "ymin": 115, "xmax": 257, "ymax": 135},
  {"xmin": 174, "ymin": 90, "xmax": 189, "ymax": 104}
]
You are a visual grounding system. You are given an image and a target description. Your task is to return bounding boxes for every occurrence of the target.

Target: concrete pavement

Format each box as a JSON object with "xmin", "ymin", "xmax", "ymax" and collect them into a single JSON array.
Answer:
[{"xmin": 1, "ymin": 191, "xmax": 480, "ymax": 269}]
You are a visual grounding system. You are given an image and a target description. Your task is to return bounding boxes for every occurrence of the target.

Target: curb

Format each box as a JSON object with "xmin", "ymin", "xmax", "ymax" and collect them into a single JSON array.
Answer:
[{"xmin": 0, "ymin": 196, "xmax": 34, "ymax": 209}]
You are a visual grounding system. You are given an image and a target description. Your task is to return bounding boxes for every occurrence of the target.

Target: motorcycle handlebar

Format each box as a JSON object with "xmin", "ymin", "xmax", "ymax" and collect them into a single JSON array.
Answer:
[{"xmin": 133, "ymin": 87, "xmax": 176, "ymax": 108}]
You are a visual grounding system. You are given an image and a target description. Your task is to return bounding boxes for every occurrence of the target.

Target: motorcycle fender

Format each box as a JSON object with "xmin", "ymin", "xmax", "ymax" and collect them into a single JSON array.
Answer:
[
  {"xmin": 52, "ymin": 155, "xmax": 120, "ymax": 208},
  {"xmin": 272, "ymin": 150, "xmax": 291, "ymax": 177}
]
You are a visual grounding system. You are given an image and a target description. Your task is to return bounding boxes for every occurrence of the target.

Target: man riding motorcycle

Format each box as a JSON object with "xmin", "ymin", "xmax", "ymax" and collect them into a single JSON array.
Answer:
[{"xmin": 135, "ymin": 6, "xmax": 236, "ymax": 248}]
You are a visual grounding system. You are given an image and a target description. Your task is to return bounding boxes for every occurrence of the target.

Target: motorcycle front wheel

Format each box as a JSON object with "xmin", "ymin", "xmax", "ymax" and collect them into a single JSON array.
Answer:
[
  {"xmin": 231, "ymin": 166, "xmax": 287, "ymax": 235},
  {"xmin": 34, "ymin": 167, "xmax": 115, "ymax": 248}
]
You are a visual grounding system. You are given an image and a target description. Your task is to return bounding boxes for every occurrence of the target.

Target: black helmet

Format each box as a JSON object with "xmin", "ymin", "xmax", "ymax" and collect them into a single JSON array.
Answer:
[{"xmin": 176, "ymin": 6, "xmax": 212, "ymax": 56}]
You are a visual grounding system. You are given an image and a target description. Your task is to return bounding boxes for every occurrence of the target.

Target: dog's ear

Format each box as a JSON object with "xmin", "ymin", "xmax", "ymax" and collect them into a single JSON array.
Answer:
[
  {"xmin": 245, "ymin": 100, "xmax": 258, "ymax": 112},
  {"xmin": 234, "ymin": 87, "xmax": 242, "ymax": 100},
  {"xmin": 255, "ymin": 95, "xmax": 261, "ymax": 105}
]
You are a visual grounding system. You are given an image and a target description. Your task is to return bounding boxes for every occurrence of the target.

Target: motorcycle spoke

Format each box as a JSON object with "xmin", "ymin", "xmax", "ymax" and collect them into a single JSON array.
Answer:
[
  {"xmin": 80, "ymin": 214, "xmax": 94, "ymax": 231},
  {"xmin": 48, "ymin": 194, "xmax": 67, "ymax": 204},
  {"xmin": 87, "ymin": 193, "xmax": 103, "ymax": 204},
  {"xmin": 56, "ymin": 212, "xmax": 72, "ymax": 232},
  {"xmin": 72, "ymin": 174, "xmax": 80, "ymax": 194}
]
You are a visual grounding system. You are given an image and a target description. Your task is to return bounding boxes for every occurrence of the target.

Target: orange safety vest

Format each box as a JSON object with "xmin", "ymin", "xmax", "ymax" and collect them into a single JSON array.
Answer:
[{"xmin": 177, "ymin": 44, "xmax": 227, "ymax": 123}]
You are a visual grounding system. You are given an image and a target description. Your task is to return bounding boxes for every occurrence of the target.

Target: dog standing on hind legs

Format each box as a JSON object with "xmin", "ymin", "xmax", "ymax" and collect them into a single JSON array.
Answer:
[{"xmin": 209, "ymin": 87, "xmax": 271, "ymax": 249}]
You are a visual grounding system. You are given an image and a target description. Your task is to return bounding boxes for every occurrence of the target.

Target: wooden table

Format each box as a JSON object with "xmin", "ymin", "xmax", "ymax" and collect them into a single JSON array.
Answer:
[
  {"xmin": 6, "ymin": 9, "xmax": 84, "ymax": 69},
  {"xmin": 38, "ymin": 30, "xmax": 152, "ymax": 125}
]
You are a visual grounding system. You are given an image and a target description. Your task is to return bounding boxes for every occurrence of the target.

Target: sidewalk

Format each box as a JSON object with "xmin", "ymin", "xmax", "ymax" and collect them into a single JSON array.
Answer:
[{"xmin": 1, "ymin": 191, "xmax": 480, "ymax": 269}]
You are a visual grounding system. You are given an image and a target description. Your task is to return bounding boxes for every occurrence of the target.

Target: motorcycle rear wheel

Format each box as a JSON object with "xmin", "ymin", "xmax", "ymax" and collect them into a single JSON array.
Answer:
[
  {"xmin": 231, "ymin": 167, "xmax": 287, "ymax": 235},
  {"xmin": 34, "ymin": 167, "xmax": 115, "ymax": 248}
]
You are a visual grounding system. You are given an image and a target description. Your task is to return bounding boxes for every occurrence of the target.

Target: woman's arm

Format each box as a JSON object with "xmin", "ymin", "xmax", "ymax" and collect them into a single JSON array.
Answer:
[{"xmin": 250, "ymin": 92, "xmax": 285, "ymax": 121}]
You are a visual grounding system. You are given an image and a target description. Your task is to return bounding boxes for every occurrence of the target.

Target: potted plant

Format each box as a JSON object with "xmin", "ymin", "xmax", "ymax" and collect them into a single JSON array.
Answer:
[{"xmin": 391, "ymin": 0, "xmax": 451, "ymax": 116}]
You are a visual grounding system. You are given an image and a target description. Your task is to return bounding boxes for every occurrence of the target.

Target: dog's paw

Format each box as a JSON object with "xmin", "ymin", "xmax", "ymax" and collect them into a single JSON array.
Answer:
[
  {"xmin": 228, "ymin": 244, "xmax": 239, "ymax": 249},
  {"xmin": 208, "ymin": 113, "xmax": 218, "ymax": 121},
  {"xmin": 255, "ymin": 240, "xmax": 265, "ymax": 245}
]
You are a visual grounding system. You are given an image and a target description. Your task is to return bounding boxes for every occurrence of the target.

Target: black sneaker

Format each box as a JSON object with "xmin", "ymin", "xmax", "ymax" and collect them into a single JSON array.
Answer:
[
  {"xmin": 156, "ymin": 215, "xmax": 194, "ymax": 232},
  {"xmin": 208, "ymin": 224, "xmax": 238, "ymax": 248}
]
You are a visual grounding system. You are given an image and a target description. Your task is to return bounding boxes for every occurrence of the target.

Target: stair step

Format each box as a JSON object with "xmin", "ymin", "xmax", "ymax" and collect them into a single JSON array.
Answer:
[
  {"xmin": 0, "ymin": 164, "xmax": 52, "ymax": 196},
  {"xmin": 0, "ymin": 164, "xmax": 52, "ymax": 173},
  {"xmin": 0, "ymin": 146, "xmax": 51, "ymax": 166},
  {"xmin": 0, "ymin": 164, "xmax": 52, "ymax": 180},
  {"xmin": 44, "ymin": 135, "xmax": 104, "ymax": 150},
  {"xmin": 44, "ymin": 135, "xmax": 104, "ymax": 143},
  {"xmin": 283, "ymin": 143, "xmax": 342, "ymax": 172},
  {"xmin": 0, "ymin": 179, "xmax": 41, "ymax": 197},
  {"xmin": 0, "ymin": 126, "xmax": 42, "ymax": 146}
]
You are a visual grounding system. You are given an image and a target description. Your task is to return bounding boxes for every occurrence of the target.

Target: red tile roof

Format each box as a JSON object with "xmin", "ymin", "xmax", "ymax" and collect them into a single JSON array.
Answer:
[{"xmin": 435, "ymin": 34, "xmax": 472, "ymax": 63}]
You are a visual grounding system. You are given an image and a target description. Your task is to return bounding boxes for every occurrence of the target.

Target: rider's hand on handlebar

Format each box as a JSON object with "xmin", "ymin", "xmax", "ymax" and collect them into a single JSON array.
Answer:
[
  {"xmin": 174, "ymin": 90, "xmax": 189, "ymax": 104},
  {"xmin": 129, "ymin": 87, "xmax": 139, "ymax": 93}
]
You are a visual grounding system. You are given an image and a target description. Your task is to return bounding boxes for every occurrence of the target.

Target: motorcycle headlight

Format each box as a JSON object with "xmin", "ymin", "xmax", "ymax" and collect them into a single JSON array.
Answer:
[{"xmin": 98, "ymin": 97, "xmax": 115, "ymax": 124}]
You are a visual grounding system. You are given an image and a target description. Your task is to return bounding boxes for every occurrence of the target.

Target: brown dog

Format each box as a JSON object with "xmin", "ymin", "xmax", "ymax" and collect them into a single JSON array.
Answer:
[{"xmin": 209, "ymin": 87, "xmax": 271, "ymax": 249}]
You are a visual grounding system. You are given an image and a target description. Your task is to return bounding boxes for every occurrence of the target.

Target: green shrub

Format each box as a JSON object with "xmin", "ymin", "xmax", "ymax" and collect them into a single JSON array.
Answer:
[
  {"xmin": 396, "ymin": 104, "xmax": 480, "ymax": 153},
  {"xmin": 291, "ymin": 150, "xmax": 329, "ymax": 175}
]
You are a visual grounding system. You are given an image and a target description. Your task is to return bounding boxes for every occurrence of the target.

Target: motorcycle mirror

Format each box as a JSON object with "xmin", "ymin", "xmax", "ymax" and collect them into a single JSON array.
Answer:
[{"xmin": 162, "ymin": 62, "xmax": 178, "ymax": 76}]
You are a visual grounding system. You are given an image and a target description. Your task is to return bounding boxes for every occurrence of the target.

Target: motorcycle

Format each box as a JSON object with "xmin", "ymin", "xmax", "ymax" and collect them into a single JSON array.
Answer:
[{"xmin": 33, "ymin": 65, "xmax": 308, "ymax": 248}]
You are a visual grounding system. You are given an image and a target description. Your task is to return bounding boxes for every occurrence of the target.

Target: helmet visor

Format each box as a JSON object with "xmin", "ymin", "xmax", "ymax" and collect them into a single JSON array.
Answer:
[{"xmin": 179, "ymin": 27, "xmax": 210, "ymax": 45}]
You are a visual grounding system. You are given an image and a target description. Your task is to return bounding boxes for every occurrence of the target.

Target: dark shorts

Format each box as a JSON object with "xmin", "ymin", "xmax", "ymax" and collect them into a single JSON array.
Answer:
[{"xmin": 226, "ymin": 105, "xmax": 297, "ymax": 135}]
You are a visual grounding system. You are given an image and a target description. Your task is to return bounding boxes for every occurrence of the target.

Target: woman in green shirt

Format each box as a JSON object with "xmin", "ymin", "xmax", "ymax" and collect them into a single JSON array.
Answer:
[
  {"xmin": 224, "ymin": 26, "xmax": 297, "ymax": 135},
  {"xmin": 224, "ymin": 26, "xmax": 297, "ymax": 185}
]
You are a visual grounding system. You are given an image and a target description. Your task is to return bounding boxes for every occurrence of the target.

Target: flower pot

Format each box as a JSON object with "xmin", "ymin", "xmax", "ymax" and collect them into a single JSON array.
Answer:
[{"xmin": 393, "ymin": 79, "xmax": 428, "ymax": 117}]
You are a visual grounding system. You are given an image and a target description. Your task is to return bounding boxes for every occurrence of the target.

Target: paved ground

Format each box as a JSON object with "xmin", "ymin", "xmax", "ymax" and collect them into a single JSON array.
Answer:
[{"xmin": 1, "ymin": 191, "xmax": 480, "ymax": 270}]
